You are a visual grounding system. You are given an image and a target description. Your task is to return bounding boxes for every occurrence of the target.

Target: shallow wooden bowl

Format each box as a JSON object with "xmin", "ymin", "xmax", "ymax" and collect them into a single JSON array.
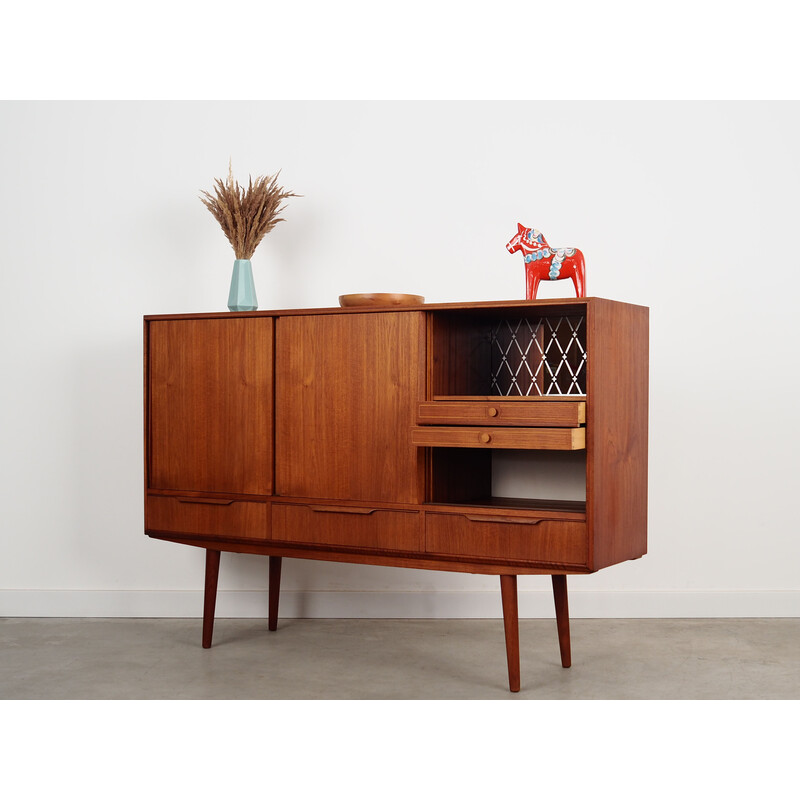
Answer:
[{"xmin": 338, "ymin": 293, "xmax": 425, "ymax": 308}]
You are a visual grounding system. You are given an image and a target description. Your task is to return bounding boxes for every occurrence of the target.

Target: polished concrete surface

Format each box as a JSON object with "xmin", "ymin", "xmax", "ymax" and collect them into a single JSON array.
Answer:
[{"xmin": 1, "ymin": 617, "xmax": 798, "ymax": 699}]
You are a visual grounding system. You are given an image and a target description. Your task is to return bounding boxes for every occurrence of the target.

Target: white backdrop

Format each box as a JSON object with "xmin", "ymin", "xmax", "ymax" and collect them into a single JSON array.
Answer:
[{"xmin": 1, "ymin": 101, "xmax": 798, "ymax": 618}]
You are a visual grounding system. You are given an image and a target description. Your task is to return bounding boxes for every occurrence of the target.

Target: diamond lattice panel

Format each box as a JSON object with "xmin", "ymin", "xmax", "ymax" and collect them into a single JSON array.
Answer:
[{"xmin": 489, "ymin": 316, "xmax": 586, "ymax": 396}]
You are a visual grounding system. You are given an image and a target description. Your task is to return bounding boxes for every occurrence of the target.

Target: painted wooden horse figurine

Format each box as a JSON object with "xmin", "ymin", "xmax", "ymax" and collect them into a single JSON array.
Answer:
[{"xmin": 505, "ymin": 224, "xmax": 586, "ymax": 299}]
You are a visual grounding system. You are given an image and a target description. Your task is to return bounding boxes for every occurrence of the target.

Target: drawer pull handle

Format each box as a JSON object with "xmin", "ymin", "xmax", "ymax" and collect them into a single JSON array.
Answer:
[
  {"xmin": 464, "ymin": 515, "xmax": 561, "ymax": 525},
  {"xmin": 309, "ymin": 505, "xmax": 377, "ymax": 515},
  {"xmin": 487, "ymin": 407, "xmax": 498, "ymax": 417},
  {"xmin": 177, "ymin": 498, "xmax": 234, "ymax": 506},
  {"xmin": 479, "ymin": 432, "xmax": 492, "ymax": 443}
]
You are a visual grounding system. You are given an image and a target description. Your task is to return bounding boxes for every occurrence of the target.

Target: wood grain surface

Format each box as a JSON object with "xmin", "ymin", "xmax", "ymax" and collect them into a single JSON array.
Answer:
[
  {"xmin": 586, "ymin": 299, "xmax": 649, "ymax": 569},
  {"xmin": 417, "ymin": 400, "xmax": 585, "ymax": 426},
  {"xmin": 272, "ymin": 503, "xmax": 422, "ymax": 552},
  {"xmin": 425, "ymin": 512, "xmax": 588, "ymax": 567},
  {"xmin": 411, "ymin": 425, "xmax": 585, "ymax": 450},
  {"xmin": 146, "ymin": 495, "xmax": 269, "ymax": 539},
  {"xmin": 275, "ymin": 312, "xmax": 425, "ymax": 503},
  {"xmin": 148, "ymin": 318, "xmax": 273, "ymax": 495}
]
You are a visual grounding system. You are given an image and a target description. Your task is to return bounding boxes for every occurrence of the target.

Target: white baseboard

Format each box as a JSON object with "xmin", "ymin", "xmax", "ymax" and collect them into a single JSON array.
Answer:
[{"xmin": 1, "ymin": 590, "xmax": 798, "ymax": 618}]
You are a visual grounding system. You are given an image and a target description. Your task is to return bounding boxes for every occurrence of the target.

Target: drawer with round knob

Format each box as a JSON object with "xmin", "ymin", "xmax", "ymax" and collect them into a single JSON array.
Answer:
[
  {"xmin": 417, "ymin": 400, "xmax": 585, "ymax": 427},
  {"xmin": 410, "ymin": 425, "xmax": 585, "ymax": 450}
]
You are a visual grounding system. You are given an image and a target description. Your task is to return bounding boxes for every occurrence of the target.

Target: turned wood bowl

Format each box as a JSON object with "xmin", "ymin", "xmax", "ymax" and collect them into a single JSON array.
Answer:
[{"xmin": 338, "ymin": 293, "xmax": 425, "ymax": 308}]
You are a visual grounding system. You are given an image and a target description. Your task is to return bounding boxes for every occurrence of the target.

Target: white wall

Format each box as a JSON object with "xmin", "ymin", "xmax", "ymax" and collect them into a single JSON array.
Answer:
[{"xmin": 1, "ymin": 101, "xmax": 798, "ymax": 618}]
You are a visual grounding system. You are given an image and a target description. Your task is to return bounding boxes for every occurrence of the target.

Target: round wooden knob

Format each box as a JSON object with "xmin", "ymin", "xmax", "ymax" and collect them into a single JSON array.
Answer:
[
  {"xmin": 480, "ymin": 432, "xmax": 492, "ymax": 443},
  {"xmin": 487, "ymin": 407, "xmax": 498, "ymax": 417}
]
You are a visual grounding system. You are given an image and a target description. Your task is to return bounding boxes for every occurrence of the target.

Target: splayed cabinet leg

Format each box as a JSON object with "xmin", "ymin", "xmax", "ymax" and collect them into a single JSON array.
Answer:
[
  {"xmin": 202, "ymin": 549, "xmax": 221, "ymax": 649},
  {"xmin": 268, "ymin": 556, "xmax": 282, "ymax": 631},
  {"xmin": 500, "ymin": 574, "xmax": 521, "ymax": 692},
  {"xmin": 552, "ymin": 574, "xmax": 571, "ymax": 668}
]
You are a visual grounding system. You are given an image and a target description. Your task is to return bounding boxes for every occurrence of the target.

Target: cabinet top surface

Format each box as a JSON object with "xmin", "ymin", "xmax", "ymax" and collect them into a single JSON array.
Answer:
[{"xmin": 143, "ymin": 296, "xmax": 648, "ymax": 321}]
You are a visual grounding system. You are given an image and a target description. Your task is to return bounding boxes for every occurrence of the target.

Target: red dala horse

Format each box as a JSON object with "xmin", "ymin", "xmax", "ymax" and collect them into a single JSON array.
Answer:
[{"xmin": 505, "ymin": 224, "xmax": 586, "ymax": 299}]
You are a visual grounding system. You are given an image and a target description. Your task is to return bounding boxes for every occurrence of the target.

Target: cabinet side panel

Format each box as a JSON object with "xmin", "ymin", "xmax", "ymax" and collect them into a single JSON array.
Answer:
[
  {"xmin": 587, "ymin": 301, "xmax": 649, "ymax": 569},
  {"xmin": 148, "ymin": 318, "xmax": 273, "ymax": 495},
  {"xmin": 144, "ymin": 319, "xmax": 151, "ymax": 511},
  {"xmin": 275, "ymin": 312, "xmax": 424, "ymax": 503}
]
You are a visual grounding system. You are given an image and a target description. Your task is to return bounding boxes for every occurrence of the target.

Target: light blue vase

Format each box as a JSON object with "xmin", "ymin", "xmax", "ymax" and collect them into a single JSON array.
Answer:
[{"xmin": 227, "ymin": 259, "xmax": 258, "ymax": 311}]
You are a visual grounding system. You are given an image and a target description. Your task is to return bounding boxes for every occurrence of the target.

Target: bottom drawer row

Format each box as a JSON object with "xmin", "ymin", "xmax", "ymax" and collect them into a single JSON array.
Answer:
[{"xmin": 146, "ymin": 496, "xmax": 588, "ymax": 567}]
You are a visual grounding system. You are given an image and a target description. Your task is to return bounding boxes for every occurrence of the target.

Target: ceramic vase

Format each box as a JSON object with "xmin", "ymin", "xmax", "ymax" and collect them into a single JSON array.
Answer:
[{"xmin": 227, "ymin": 259, "xmax": 258, "ymax": 311}]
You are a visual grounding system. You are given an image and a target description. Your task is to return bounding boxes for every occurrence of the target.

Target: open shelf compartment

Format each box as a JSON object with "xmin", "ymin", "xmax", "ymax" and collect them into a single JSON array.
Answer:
[
  {"xmin": 427, "ymin": 447, "xmax": 587, "ymax": 512},
  {"xmin": 430, "ymin": 309, "xmax": 587, "ymax": 398}
]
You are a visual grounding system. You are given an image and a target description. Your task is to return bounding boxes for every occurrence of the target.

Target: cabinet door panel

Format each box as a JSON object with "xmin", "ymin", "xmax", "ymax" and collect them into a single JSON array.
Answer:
[
  {"xmin": 276, "ymin": 312, "xmax": 424, "ymax": 503},
  {"xmin": 148, "ymin": 318, "xmax": 273, "ymax": 495}
]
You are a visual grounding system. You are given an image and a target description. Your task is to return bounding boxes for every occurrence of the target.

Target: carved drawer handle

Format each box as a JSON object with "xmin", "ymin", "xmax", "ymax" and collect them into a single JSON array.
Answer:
[
  {"xmin": 464, "ymin": 515, "xmax": 558, "ymax": 525},
  {"xmin": 487, "ymin": 407, "xmax": 498, "ymax": 417},
  {"xmin": 177, "ymin": 498, "xmax": 234, "ymax": 506},
  {"xmin": 308, "ymin": 505, "xmax": 377, "ymax": 515},
  {"xmin": 479, "ymin": 432, "xmax": 492, "ymax": 443}
]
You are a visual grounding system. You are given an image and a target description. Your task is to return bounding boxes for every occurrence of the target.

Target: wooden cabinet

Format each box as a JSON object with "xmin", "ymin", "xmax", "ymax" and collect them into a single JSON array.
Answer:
[{"xmin": 144, "ymin": 298, "xmax": 649, "ymax": 692}]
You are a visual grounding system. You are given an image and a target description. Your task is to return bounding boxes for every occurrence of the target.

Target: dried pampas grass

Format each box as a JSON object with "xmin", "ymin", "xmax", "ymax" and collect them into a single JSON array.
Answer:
[{"xmin": 200, "ymin": 162, "xmax": 299, "ymax": 260}]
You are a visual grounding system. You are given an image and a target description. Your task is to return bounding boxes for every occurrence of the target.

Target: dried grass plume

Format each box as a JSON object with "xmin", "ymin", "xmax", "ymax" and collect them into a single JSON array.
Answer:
[{"xmin": 200, "ymin": 161, "xmax": 300, "ymax": 260}]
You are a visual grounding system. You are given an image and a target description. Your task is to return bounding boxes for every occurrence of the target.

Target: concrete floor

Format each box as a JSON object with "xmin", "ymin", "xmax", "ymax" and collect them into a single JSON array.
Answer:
[{"xmin": 1, "ymin": 617, "xmax": 798, "ymax": 699}]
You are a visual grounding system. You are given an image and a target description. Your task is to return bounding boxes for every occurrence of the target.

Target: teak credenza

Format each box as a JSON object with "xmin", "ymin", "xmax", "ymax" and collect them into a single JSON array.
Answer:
[{"xmin": 143, "ymin": 298, "xmax": 648, "ymax": 692}]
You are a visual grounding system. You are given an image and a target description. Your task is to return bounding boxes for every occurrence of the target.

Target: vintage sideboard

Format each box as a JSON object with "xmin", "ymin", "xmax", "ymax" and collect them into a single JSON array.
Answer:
[{"xmin": 143, "ymin": 297, "xmax": 648, "ymax": 692}]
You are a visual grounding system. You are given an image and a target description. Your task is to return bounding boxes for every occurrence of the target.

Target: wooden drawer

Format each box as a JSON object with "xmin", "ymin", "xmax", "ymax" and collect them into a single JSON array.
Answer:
[
  {"xmin": 410, "ymin": 426, "xmax": 585, "ymax": 450},
  {"xmin": 146, "ymin": 495, "xmax": 269, "ymax": 539},
  {"xmin": 418, "ymin": 400, "xmax": 585, "ymax": 427},
  {"xmin": 425, "ymin": 512, "xmax": 588, "ymax": 566},
  {"xmin": 272, "ymin": 503, "xmax": 422, "ymax": 552}
]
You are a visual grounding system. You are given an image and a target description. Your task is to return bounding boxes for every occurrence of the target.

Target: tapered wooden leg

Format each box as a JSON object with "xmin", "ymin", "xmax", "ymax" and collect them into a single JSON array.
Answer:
[
  {"xmin": 268, "ymin": 556, "xmax": 282, "ymax": 632},
  {"xmin": 202, "ymin": 549, "xmax": 221, "ymax": 649},
  {"xmin": 551, "ymin": 574, "xmax": 571, "ymax": 668},
  {"xmin": 500, "ymin": 574, "xmax": 521, "ymax": 692}
]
